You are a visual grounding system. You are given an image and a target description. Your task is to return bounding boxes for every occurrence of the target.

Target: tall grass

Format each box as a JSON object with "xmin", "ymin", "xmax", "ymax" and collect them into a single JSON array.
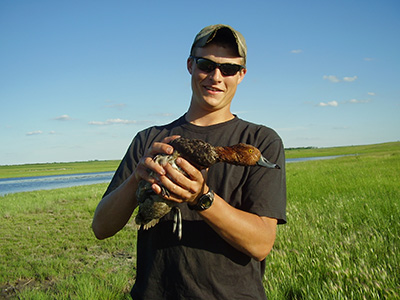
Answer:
[
  {"xmin": 265, "ymin": 150, "xmax": 400, "ymax": 299},
  {"xmin": 0, "ymin": 185, "xmax": 137, "ymax": 299},
  {"xmin": 1, "ymin": 143, "xmax": 399, "ymax": 299}
]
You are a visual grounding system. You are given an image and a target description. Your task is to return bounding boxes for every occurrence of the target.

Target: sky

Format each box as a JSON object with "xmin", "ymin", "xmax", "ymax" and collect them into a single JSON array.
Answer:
[{"xmin": 1, "ymin": 0, "xmax": 399, "ymax": 165}]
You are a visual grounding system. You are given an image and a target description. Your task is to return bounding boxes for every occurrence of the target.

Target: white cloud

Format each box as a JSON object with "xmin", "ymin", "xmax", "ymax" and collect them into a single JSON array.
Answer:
[
  {"xmin": 323, "ymin": 75, "xmax": 358, "ymax": 83},
  {"xmin": 26, "ymin": 130, "xmax": 43, "ymax": 136},
  {"xmin": 367, "ymin": 92, "xmax": 376, "ymax": 96},
  {"xmin": 291, "ymin": 49, "xmax": 303, "ymax": 54},
  {"xmin": 364, "ymin": 57, "xmax": 373, "ymax": 61},
  {"xmin": 54, "ymin": 114, "xmax": 72, "ymax": 121},
  {"xmin": 89, "ymin": 118, "xmax": 140, "ymax": 125},
  {"xmin": 318, "ymin": 101, "xmax": 338, "ymax": 107},
  {"xmin": 343, "ymin": 76, "xmax": 358, "ymax": 82},
  {"xmin": 323, "ymin": 75, "xmax": 340, "ymax": 83},
  {"xmin": 348, "ymin": 99, "xmax": 370, "ymax": 104}
]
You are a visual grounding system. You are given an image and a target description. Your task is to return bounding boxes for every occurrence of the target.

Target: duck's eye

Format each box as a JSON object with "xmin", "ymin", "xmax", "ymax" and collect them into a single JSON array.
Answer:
[{"xmin": 248, "ymin": 149, "xmax": 254, "ymax": 153}]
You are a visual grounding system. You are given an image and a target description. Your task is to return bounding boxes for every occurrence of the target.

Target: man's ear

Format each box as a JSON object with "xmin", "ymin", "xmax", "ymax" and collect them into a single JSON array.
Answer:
[
  {"xmin": 237, "ymin": 68, "xmax": 247, "ymax": 84},
  {"xmin": 187, "ymin": 57, "xmax": 193, "ymax": 75}
]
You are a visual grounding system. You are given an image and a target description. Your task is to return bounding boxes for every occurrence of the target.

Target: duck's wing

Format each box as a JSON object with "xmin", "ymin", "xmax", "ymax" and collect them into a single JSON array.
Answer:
[{"xmin": 169, "ymin": 138, "xmax": 218, "ymax": 168}]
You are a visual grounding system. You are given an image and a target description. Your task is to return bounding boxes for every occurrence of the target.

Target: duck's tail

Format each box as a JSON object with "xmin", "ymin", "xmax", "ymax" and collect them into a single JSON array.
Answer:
[{"xmin": 134, "ymin": 215, "xmax": 161, "ymax": 230}]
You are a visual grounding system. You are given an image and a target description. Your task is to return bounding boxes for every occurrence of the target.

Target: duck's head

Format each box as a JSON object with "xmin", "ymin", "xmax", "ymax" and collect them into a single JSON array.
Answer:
[{"xmin": 223, "ymin": 143, "xmax": 281, "ymax": 169}]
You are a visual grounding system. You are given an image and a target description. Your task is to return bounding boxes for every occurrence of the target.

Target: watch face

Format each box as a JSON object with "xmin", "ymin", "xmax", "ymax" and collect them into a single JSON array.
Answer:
[
  {"xmin": 201, "ymin": 197, "xmax": 212, "ymax": 209},
  {"xmin": 188, "ymin": 190, "xmax": 214, "ymax": 211}
]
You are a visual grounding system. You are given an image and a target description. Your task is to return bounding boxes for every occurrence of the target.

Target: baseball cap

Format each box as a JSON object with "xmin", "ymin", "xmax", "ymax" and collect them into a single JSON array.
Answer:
[{"xmin": 190, "ymin": 24, "xmax": 247, "ymax": 64}]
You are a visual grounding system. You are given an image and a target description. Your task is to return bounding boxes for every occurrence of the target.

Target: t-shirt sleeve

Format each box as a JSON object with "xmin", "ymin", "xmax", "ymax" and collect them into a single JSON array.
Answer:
[
  {"xmin": 102, "ymin": 134, "xmax": 144, "ymax": 198},
  {"xmin": 241, "ymin": 135, "xmax": 287, "ymax": 224}
]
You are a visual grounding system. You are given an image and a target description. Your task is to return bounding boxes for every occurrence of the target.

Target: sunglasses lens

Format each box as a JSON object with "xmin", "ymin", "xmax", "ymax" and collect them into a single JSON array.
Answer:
[
  {"xmin": 220, "ymin": 65, "xmax": 241, "ymax": 76},
  {"xmin": 196, "ymin": 59, "xmax": 216, "ymax": 73},
  {"xmin": 194, "ymin": 57, "xmax": 242, "ymax": 76}
]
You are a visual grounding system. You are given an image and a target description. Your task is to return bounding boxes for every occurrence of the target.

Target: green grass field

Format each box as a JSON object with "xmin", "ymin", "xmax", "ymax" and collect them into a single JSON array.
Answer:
[
  {"xmin": 0, "ymin": 160, "xmax": 120, "ymax": 179},
  {"xmin": 1, "ymin": 142, "xmax": 399, "ymax": 299}
]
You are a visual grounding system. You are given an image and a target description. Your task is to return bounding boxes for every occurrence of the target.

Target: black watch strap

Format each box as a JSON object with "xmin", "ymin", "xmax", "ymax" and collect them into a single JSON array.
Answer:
[{"xmin": 188, "ymin": 189, "xmax": 214, "ymax": 211}]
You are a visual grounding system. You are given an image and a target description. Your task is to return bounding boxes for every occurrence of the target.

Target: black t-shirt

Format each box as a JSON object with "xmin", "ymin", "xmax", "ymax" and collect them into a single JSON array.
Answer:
[{"xmin": 104, "ymin": 115, "xmax": 287, "ymax": 300}]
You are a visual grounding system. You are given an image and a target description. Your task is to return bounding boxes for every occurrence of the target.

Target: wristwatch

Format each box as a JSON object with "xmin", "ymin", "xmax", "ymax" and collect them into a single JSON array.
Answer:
[{"xmin": 188, "ymin": 189, "xmax": 214, "ymax": 211}]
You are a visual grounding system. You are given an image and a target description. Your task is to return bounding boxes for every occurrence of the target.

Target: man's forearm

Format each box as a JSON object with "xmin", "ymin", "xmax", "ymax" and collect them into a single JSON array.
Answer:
[
  {"xmin": 92, "ymin": 174, "xmax": 139, "ymax": 240},
  {"xmin": 198, "ymin": 193, "xmax": 277, "ymax": 261}
]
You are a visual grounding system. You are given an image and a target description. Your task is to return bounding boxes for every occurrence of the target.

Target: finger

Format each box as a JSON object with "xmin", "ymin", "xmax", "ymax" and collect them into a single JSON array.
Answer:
[
  {"xmin": 144, "ymin": 135, "xmax": 181, "ymax": 163},
  {"xmin": 162, "ymin": 163, "xmax": 205, "ymax": 200},
  {"xmin": 162, "ymin": 135, "xmax": 181, "ymax": 144},
  {"xmin": 151, "ymin": 183, "xmax": 162, "ymax": 195},
  {"xmin": 157, "ymin": 172, "xmax": 195, "ymax": 203},
  {"xmin": 172, "ymin": 159, "xmax": 206, "ymax": 196},
  {"xmin": 163, "ymin": 163, "xmax": 193, "ymax": 188},
  {"xmin": 175, "ymin": 157, "xmax": 204, "ymax": 181},
  {"xmin": 135, "ymin": 165, "xmax": 158, "ymax": 183},
  {"xmin": 149, "ymin": 135, "xmax": 181, "ymax": 155},
  {"xmin": 151, "ymin": 177, "xmax": 185, "ymax": 204},
  {"xmin": 139, "ymin": 137, "xmax": 177, "ymax": 176},
  {"xmin": 165, "ymin": 195, "xmax": 185, "ymax": 204},
  {"xmin": 148, "ymin": 142, "xmax": 174, "ymax": 156},
  {"xmin": 139, "ymin": 156, "xmax": 166, "ymax": 177}
]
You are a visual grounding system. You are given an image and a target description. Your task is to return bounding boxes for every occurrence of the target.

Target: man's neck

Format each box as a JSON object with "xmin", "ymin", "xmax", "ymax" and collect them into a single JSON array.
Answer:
[{"xmin": 185, "ymin": 107, "xmax": 235, "ymax": 127}]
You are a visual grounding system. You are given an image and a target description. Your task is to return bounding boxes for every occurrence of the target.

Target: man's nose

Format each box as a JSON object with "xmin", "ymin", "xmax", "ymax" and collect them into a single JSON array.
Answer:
[{"xmin": 209, "ymin": 67, "xmax": 223, "ymax": 81}]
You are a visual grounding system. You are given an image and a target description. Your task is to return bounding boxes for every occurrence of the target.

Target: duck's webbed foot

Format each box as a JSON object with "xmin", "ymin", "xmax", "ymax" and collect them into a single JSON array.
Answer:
[
  {"xmin": 160, "ymin": 186, "xmax": 170, "ymax": 197},
  {"xmin": 172, "ymin": 206, "xmax": 182, "ymax": 240}
]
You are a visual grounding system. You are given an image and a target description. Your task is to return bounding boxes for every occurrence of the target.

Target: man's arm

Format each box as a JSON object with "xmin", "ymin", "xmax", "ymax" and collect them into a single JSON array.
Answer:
[
  {"xmin": 156, "ymin": 157, "xmax": 278, "ymax": 261},
  {"xmin": 198, "ymin": 196, "xmax": 277, "ymax": 261},
  {"xmin": 92, "ymin": 173, "xmax": 139, "ymax": 240},
  {"xmin": 92, "ymin": 137, "xmax": 178, "ymax": 240}
]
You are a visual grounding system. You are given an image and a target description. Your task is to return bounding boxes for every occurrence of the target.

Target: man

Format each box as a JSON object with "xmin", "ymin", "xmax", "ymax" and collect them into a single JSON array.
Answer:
[{"xmin": 92, "ymin": 24, "xmax": 286, "ymax": 299}]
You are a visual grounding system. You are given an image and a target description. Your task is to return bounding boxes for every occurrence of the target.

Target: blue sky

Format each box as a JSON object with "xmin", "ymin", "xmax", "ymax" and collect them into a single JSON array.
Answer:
[{"xmin": 1, "ymin": 0, "xmax": 399, "ymax": 165}]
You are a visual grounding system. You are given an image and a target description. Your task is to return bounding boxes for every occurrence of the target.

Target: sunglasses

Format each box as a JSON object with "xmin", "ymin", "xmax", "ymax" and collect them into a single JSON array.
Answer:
[{"xmin": 190, "ymin": 56, "xmax": 245, "ymax": 76}]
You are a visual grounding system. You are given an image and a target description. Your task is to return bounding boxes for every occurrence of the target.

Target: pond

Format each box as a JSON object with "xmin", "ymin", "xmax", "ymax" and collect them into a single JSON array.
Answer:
[{"xmin": 0, "ymin": 171, "xmax": 114, "ymax": 196}]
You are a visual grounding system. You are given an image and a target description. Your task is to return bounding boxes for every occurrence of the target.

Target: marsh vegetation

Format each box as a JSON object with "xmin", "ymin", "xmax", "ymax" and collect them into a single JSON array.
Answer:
[{"xmin": 1, "ymin": 142, "xmax": 399, "ymax": 299}]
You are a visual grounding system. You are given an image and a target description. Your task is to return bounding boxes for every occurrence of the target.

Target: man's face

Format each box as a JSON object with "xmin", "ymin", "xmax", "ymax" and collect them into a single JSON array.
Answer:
[{"xmin": 187, "ymin": 44, "xmax": 246, "ymax": 114}]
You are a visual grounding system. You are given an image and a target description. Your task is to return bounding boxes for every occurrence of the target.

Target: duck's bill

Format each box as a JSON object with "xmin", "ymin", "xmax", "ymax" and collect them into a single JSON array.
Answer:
[{"xmin": 257, "ymin": 156, "xmax": 281, "ymax": 169}]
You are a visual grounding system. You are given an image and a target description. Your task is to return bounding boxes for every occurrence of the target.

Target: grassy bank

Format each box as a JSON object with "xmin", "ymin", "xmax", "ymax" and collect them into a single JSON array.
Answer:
[
  {"xmin": 1, "ymin": 142, "xmax": 399, "ymax": 299},
  {"xmin": 284, "ymin": 141, "xmax": 400, "ymax": 158},
  {"xmin": 0, "ymin": 160, "xmax": 120, "ymax": 179},
  {"xmin": 1, "ymin": 141, "xmax": 398, "ymax": 179}
]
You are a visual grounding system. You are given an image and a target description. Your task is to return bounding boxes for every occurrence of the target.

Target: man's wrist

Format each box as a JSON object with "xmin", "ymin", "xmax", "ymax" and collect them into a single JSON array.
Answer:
[{"xmin": 188, "ymin": 189, "xmax": 214, "ymax": 211}]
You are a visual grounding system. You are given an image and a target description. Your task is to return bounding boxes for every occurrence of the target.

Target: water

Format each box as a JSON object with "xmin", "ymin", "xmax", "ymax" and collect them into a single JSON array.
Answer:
[
  {"xmin": 286, "ymin": 155, "xmax": 346, "ymax": 163},
  {"xmin": 0, "ymin": 172, "xmax": 114, "ymax": 196},
  {"xmin": 0, "ymin": 155, "xmax": 347, "ymax": 196}
]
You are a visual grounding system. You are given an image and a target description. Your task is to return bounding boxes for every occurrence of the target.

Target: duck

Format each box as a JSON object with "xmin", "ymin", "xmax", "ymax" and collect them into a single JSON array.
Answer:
[{"xmin": 135, "ymin": 137, "xmax": 280, "ymax": 238}]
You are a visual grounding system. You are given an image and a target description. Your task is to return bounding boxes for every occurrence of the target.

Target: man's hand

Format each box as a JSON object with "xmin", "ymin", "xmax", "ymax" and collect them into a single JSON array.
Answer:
[
  {"xmin": 154, "ymin": 156, "xmax": 209, "ymax": 206},
  {"xmin": 134, "ymin": 135, "xmax": 180, "ymax": 183}
]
